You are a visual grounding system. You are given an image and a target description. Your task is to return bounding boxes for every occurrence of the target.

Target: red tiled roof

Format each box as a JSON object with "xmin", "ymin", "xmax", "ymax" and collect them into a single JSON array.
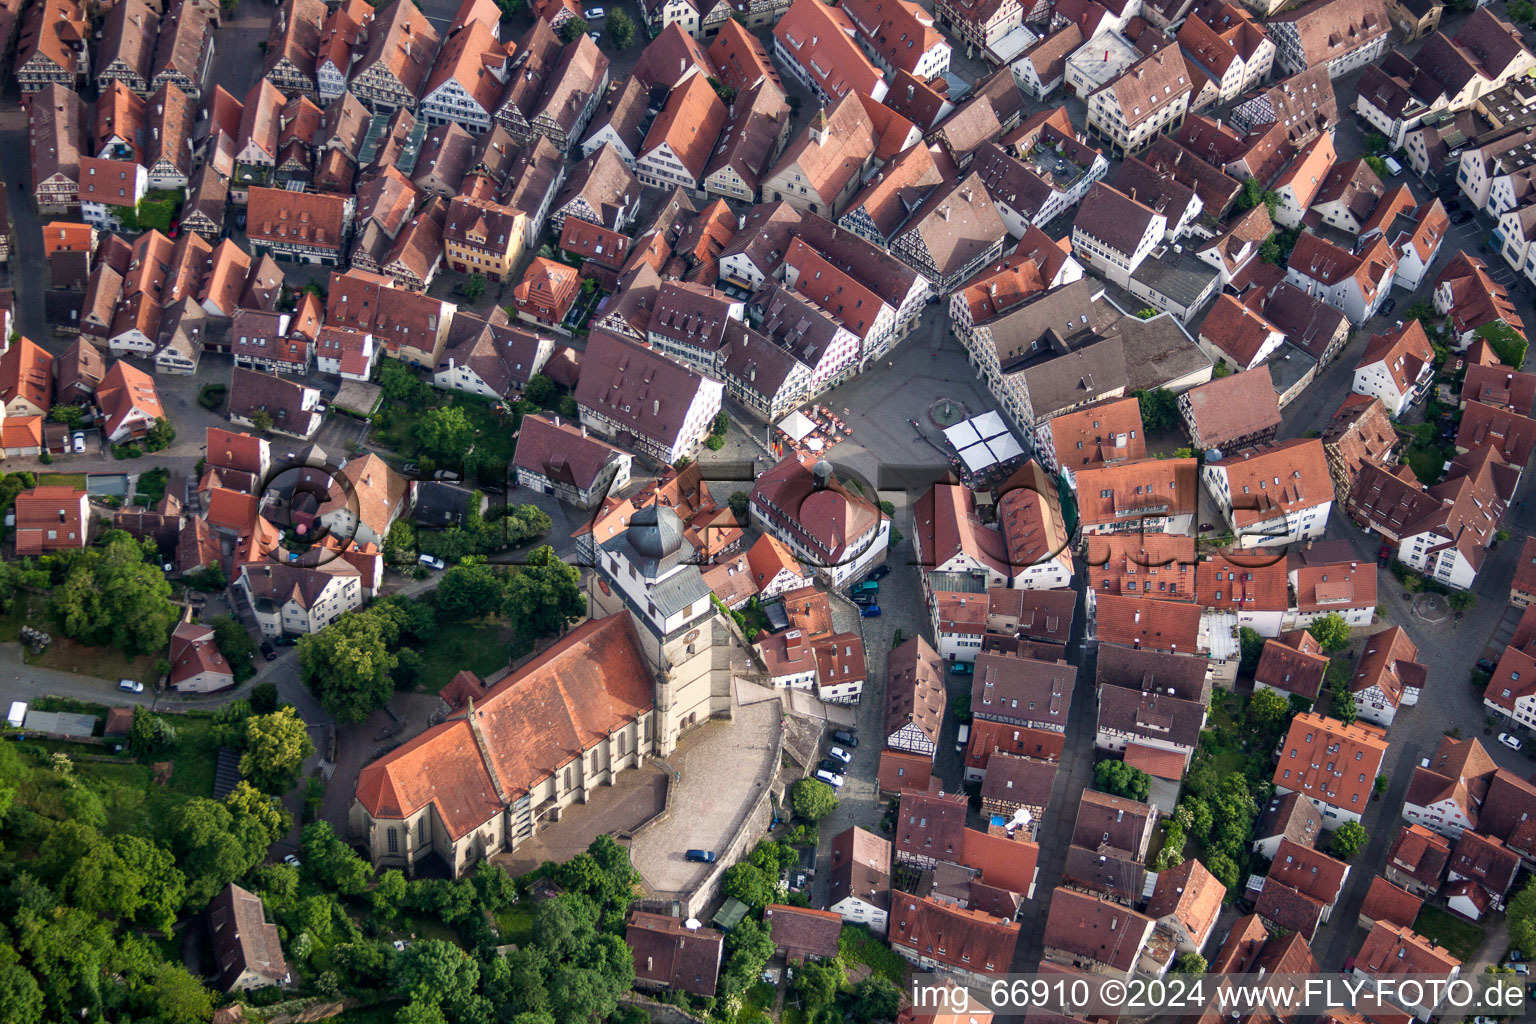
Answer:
[
  {"xmin": 1094, "ymin": 594, "xmax": 1201, "ymax": 654},
  {"xmin": 355, "ymin": 615, "xmax": 655, "ymax": 838},
  {"xmin": 1360, "ymin": 876, "xmax": 1423, "ymax": 930}
]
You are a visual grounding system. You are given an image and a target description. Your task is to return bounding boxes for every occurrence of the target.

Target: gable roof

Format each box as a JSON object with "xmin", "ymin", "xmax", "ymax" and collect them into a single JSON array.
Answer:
[
  {"xmin": 1182, "ymin": 368, "xmax": 1282, "ymax": 448},
  {"xmin": 355, "ymin": 615, "xmax": 655, "ymax": 837}
]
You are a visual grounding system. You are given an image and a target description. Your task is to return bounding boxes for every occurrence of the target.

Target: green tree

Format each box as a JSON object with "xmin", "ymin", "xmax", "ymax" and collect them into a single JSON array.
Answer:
[
  {"xmin": 212, "ymin": 614, "xmax": 257, "ymax": 681},
  {"xmin": 130, "ymin": 707, "xmax": 177, "ymax": 757},
  {"xmin": 171, "ymin": 790, "xmax": 279, "ymax": 908},
  {"xmin": 850, "ymin": 976, "xmax": 904, "ymax": 1022},
  {"xmin": 792, "ymin": 960, "xmax": 844, "ymax": 1018},
  {"xmin": 1093, "ymin": 760, "xmax": 1151, "ymax": 802},
  {"xmin": 137, "ymin": 961, "xmax": 214, "ymax": 1023},
  {"xmin": 1310, "ymin": 613, "xmax": 1351, "ymax": 653},
  {"xmin": 250, "ymin": 409, "xmax": 274, "ymax": 433},
  {"xmin": 1449, "ymin": 590, "xmax": 1476, "ymax": 612},
  {"xmin": 249, "ymin": 682, "xmax": 281, "ymax": 715},
  {"xmin": 461, "ymin": 272, "xmax": 487, "ymax": 301},
  {"xmin": 1331, "ymin": 686, "xmax": 1358, "ymax": 726},
  {"xmin": 50, "ymin": 541, "xmax": 180, "ymax": 654},
  {"xmin": 438, "ymin": 557, "xmax": 506, "ymax": 617},
  {"xmin": 1248, "ymin": 687, "xmax": 1290, "ymax": 725},
  {"xmin": 415, "ymin": 405, "xmax": 476, "ymax": 463},
  {"xmin": 729, "ymin": 491, "xmax": 751, "ymax": 523},
  {"xmin": 398, "ymin": 939, "xmax": 480, "ymax": 1009},
  {"xmin": 1134, "ymin": 388, "xmax": 1180, "ymax": 433},
  {"xmin": 792, "ymin": 778, "xmax": 839, "ymax": 821},
  {"xmin": 1171, "ymin": 953, "xmax": 1208, "ymax": 975},
  {"xmin": 1154, "ymin": 823, "xmax": 1185, "ymax": 870},
  {"xmin": 240, "ymin": 708, "xmax": 315, "ymax": 794},
  {"xmin": 951, "ymin": 692, "xmax": 972, "ymax": 723},
  {"xmin": 1374, "ymin": 773, "xmax": 1389, "ymax": 797},
  {"xmin": 561, "ymin": 16, "xmax": 589, "ymax": 42},
  {"xmin": 144, "ymin": 417, "xmax": 176, "ymax": 452},
  {"xmin": 301, "ymin": 821, "xmax": 373, "ymax": 896},
  {"xmin": 503, "ymin": 545, "xmax": 585, "ymax": 640},
  {"xmin": 1200, "ymin": 852, "xmax": 1238, "ymax": 894},
  {"xmin": 373, "ymin": 869, "xmax": 410, "ymax": 920},
  {"xmin": 0, "ymin": 947, "xmax": 44, "ymax": 1024},
  {"xmin": 609, "ymin": 8, "xmax": 636, "ymax": 47},
  {"xmin": 1330, "ymin": 821, "xmax": 1368, "ymax": 860},
  {"xmin": 1509, "ymin": 876, "xmax": 1536, "ymax": 957},
  {"xmin": 1239, "ymin": 626, "xmax": 1264, "ymax": 675},
  {"xmin": 524, "ymin": 374, "xmax": 559, "ymax": 406},
  {"xmin": 1178, "ymin": 796, "xmax": 1214, "ymax": 842},
  {"xmin": 298, "ymin": 610, "xmax": 399, "ymax": 723},
  {"xmin": 719, "ymin": 917, "xmax": 776, "ymax": 1002}
]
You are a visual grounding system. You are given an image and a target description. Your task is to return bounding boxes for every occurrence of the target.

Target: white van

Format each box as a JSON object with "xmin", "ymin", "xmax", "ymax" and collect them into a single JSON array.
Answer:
[
  {"xmin": 7, "ymin": 701, "xmax": 26, "ymax": 728},
  {"xmin": 1384, "ymin": 156, "xmax": 1403, "ymax": 176},
  {"xmin": 814, "ymin": 769, "xmax": 845, "ymax": 788},
  {"xmin": 955, "ymin": 723, "xmax": 970, "ymax": 752}
]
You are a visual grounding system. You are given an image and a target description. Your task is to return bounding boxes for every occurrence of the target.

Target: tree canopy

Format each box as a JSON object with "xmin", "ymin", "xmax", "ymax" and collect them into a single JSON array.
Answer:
[
  {"xmin": 298, "ymin": 608, "xmax": 400, "ymax": 723},
  {"xmin": 1309, "ymin": 613, "xmax": 1351, "ymax": 653},
  {"xmin": 791, "ymin": 778, "xmax": 839, "ymax": 821},
  {"xmin": 1093, "ymin": 760, "xmax": 1151, "ymax": 802},
  {"xmin": 503, "ymin": 545, "xmax": 585, "ymax": 641},
  {"xmin": 239, "ymin": 708, "xmax": 314, "ymax": 795}
]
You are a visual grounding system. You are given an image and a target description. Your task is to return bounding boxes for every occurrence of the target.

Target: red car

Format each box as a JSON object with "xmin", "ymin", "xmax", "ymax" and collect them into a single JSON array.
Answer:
[{"xmin": 1377, "ymin": 544, "xmax": 1392, "ymax": 567}]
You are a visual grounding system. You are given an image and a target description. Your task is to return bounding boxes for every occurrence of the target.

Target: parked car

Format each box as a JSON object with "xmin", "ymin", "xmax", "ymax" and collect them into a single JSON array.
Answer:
[
  {"xmin": 868, "ymin": 564, "xmax": 891, "ymax": 581},
  {"xmin": 814, "ymin": 769, "xmax": 846, "ymax": 788},
  {"xmin": 828, "ymin": 746, "xmax": 852, "ymax": 764},
  {"xmin": 433, "ymin": 469, "xmax": 462, "ymax": 481},
  {"xmin": 482, "ymin": 483, "xmax": 506, "ymax": 495},
  {"xmin": 283, "ymin": 854, "xmax": 301, "ymax": 868},
  {"xmin": 118, "ymin": 678, "xmax": 144, "ymax": 693},
  {"xmin": 402, "ymin": 462, "xmax": 421, "ymax": 475},
  {"xmin": 850, "ymin": 592, "xmax": 877, "ymax": 606},
  {"xmin": 584, "ymin": 5, "xmax": 605, "ymax": 16},
  {"xmin": 1510, "ymin": 951, "xmax": 1527, "ymax": 963},
  {"xmin": 955, "ymin": 723, "xmax": 970, "ymax": 753},
  {"xmin": 275, "ymin": 635, "xmax": 299, "ymax": 646},
  {"xmin": 684, "ymin": 849, "xmax": 716, "ymax": 863},
  {"xmin": 418, "ymin": 554, "xmax": 446, "ymax": 570},
  {"xmin": 817, "ymin": 759, "xmax": 847, "ymax": 776},
  {"xmin": 1342, "ymin": 957, "xmax": 1356, "ymax": 974},
  {"xmin": 260, "ymin": 641, "xmax": 277, "ymax": 661},
  {"xmin": 1450, "ymin": 208, "xmax": 1473, "ymax": 225},
  {"xmin": 71, "ymin": 432, "xmax": 86, "ymax": 453},
  {"xmin": 950, "ymin": 661, "xmax": 973, "ymax": 676},
  {"xmin": 1500, "ymin": 732, "xmax": 1524, "ymax": 751},
  {"xmin": 831, "ymin": 729, "xmax": 858, "ymax": 747},
  {"xmin": 588, "ymin": 30, "xmax": 601, "ymax": 43},
  {"xmin": 1510, "ymin": 964, "xmax": 1531, "ymax": 976},
  {"xmin": 1379, "ymin": 297, "xmax": 1398, "ymax": 316},
  {"xmin": 850, "ymin": 580, "xmax": 879, "ymax": 595},
  {"xmin": 1377, "ymin": 544, "xmax": 1392, "ymax": 567},
  {"xmin": 1478, "ymin": 658, "xmax": 1498, "ymax": 673},
  {"xmin": 860, "ymin": 604, "xmax": 882, "ymax": 618}
]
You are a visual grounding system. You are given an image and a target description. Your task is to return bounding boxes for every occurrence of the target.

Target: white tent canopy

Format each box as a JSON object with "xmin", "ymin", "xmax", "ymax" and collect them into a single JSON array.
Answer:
[
  {"xmin": 945, "ymin": 411, "xmax": 1024, "ymax": 474},
  {"xmin": 777, "ymin": 410, "xmax": 817, "ymax": 442}
]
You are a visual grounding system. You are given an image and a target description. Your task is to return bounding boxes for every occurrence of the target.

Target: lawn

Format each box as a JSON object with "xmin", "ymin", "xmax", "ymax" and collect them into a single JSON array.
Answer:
[
  {"xmin": 26, "ymin": 635, "xmax": 160, "ymax": 683},
  {"xmin": 1413, "ymin": 905, "xmax": 1486, "ymax": 963},
  {"xmin": 495, "ymin": 900, "xmax": 535, "ymax": 945},
  {"xmin": 14, "ymin": 713, "xmax": 218, "ymax": 838},
  {"xmin": 415, "ymin": 618, "xmax": 515, "ymax": 692},
  {"xmin": 369, "ymin": 385, "xmax": 519, "ymax": 481},
  {"xmin": 36, "ymin": 472, "xmax": 87, "ymax": 489},
  {"xmin": 838, "ymin": 925, "xmax": 906, "ymax": 985},
  {"xmin": 736, "ymin": 982, "xmax": 776, "ymax": 1024},
  {"xmin": 1403, "ymin": 444, "xmax": 1450, "ymax": 485}
]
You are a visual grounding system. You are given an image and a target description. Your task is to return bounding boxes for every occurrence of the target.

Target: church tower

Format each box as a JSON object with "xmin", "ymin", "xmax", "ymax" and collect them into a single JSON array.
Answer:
[{"xmin": 588, "ymin": 503, "xmax": 735, "ymax": 756}]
